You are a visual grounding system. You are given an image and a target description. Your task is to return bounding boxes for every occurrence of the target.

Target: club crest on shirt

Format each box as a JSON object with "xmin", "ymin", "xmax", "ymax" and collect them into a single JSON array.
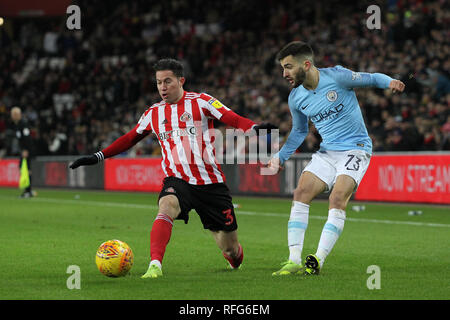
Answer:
[
  {"xmin": 208, "ymin": 98, "xmax": 224, "ymax": 109},
  {"xmin": 180, "ymin": 112, "xmax": 192, "ymax": 122},
  {"xmin": 326, "ymin": 90, "xmax": 338, "ymax": 102}
]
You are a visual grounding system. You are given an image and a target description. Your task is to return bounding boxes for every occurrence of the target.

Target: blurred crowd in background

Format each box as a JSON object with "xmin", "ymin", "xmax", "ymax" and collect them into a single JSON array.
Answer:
[{"xmin": 0, "ymin": 0, "xmax": 449, "ymax": 159}]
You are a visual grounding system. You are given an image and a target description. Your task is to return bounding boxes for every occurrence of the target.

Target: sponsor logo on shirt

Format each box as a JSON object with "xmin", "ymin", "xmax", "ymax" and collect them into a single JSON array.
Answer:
[
  {"xmin": 158, "ymin": 126, "xmax": 197, "ymax": 141},
  {"xmin": 208, "ymin": 98, "xmax": 224, "ymax": 109},
  {"xmin": 311, "ymin": 103, "xmax": 344, "ymax": 123}
]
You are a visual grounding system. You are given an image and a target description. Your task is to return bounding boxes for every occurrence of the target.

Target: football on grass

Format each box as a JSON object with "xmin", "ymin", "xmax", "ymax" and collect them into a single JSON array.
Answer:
[{"xmin": 95, "ymin": 239, "xmax": 134, "ymax": 277}]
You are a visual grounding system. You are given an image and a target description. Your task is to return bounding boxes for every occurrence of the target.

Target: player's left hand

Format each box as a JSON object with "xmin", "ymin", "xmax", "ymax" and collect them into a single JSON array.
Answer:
[
  {"xmin": 389, "ymin": 80, "xmax": 405, "ymax": 93},
  {"xmin": 253, "ymin": 123, "xmax": 278, "ymax": 135},
  {"xmin": 69, "ymin": 154, "xmax": 99, "ymax": 169}
]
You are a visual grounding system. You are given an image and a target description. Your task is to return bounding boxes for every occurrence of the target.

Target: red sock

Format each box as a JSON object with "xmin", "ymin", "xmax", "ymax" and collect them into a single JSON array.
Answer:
[
  {"xmin": 223, "ymin": 244, "xmax": 244, "ymax": 269},
  {"xmin": 150, "ymin": 213, "xmax": 174, "ymax": 263}
]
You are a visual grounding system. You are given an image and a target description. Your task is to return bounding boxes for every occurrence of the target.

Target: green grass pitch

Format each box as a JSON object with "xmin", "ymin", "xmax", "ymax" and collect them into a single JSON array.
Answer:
[{"xmin": 0, "ymin": 187, "xmax": 448, "ymax": 300}]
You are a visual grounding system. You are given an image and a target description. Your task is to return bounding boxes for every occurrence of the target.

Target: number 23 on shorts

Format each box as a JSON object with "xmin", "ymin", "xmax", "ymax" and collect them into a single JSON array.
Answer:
[{"xmin": 345, "ymin": 154, "xmax": 362, "ymax": 171}]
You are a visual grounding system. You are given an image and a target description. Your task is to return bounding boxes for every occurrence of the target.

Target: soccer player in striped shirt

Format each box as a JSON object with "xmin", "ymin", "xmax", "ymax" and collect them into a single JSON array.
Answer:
[
  {"xmin": 70, "ymin": 58, "xmax": 276, "ymax": 278},
  {"xmin": 268, "ymin": 41, "xmax": 405, "ymax": 276}
]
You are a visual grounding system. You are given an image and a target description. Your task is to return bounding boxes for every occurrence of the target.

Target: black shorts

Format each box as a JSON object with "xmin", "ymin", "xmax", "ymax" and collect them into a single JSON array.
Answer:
[{"xmin": 158, "ymin": 177, "xmax": 237, "ymax": 232}]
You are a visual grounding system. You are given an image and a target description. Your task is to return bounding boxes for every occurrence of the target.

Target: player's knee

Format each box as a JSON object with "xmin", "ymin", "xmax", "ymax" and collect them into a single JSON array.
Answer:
[
  {"xmin": 158, "ymin": 195, "xmax": 180, "ymax": 219},
  {"xmin": 329, "ymin": 190, "xmax": 350, "ymax": 209},
  {"xmin": 293, "ymin": 185, "xmax": 314, "ymax": 203}
]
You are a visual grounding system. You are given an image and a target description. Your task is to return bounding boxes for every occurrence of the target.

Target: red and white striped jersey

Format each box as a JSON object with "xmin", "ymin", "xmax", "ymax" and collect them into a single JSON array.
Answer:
[{"xmin": 136, "ymin": 91, "xmax": 239, "ymax": 185}]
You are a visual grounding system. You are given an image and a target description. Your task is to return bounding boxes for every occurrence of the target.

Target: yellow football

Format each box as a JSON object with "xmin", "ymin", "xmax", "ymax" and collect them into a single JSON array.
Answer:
[{"xmin": 95, "ymin": 240, "xmax": 134, "ymax": 277}]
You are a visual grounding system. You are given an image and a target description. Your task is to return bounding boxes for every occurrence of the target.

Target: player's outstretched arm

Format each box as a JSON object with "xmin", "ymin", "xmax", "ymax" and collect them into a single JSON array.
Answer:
[
  {"xmin": 69, "ymin": 124, "xmax": 148, "ymax": 169},
  {"xmin": 333, "ymin": 66, "xmax": 406, "ymax": 92},
  {"xmin": 219, "ymin": 110, "xmax": 277, "ymax": 135},
  {"xmin": 199, "ymin": 94, "xmax": 278, "ymax": 134}
]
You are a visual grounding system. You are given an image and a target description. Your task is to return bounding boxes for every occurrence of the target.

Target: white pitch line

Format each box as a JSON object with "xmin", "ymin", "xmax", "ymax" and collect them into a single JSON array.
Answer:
[
  {"xmin": 16, "ymin": 196, "xmax": 158, "ymax": 210},
  {"xmin": 3, "ymin": 195, "xmax": 450, "ymax": 228},
  {"xmin": 237, "ymin": 210, "xmax": 450, "ymax": 228}
]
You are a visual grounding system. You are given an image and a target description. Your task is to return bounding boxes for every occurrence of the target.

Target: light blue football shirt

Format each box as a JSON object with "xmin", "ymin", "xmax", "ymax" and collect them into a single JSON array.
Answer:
[{"xmin": 275, "ymin": 65, "xmax": 393, "ymax": 164}]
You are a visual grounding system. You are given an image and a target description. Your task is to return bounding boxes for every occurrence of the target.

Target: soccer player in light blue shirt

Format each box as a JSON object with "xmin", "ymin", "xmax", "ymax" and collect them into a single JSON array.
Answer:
[{"xmin": 269, "ymin": 41, "xmax": 405, "ymax": 276}]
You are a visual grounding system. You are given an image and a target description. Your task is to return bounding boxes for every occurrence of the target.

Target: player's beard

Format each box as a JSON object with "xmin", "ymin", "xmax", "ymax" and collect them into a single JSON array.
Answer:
[{"xmin": 292, "ymin": 68, "xmax": 306, "ymax": 88}]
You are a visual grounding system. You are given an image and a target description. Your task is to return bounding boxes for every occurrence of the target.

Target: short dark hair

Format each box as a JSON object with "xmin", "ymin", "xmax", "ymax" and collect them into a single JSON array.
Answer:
[
  {"xmin": 276, "ymin": 41, "xmax": 314, "ymax": 63},
  {"xmin": 153, "ymin": 58, "xmax": 184, "ymax": 77}
]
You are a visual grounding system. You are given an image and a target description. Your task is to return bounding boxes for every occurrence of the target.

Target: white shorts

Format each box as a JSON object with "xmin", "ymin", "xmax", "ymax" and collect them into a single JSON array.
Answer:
[{"xmin": 303, "ymin": 150, "xmax": 371, "ymax": 192}]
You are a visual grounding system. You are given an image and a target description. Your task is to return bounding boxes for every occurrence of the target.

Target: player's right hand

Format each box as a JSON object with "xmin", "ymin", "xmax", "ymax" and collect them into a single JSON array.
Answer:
[
  {"xmin": 389, "ymin": 79, "xmax": 405, "ymax": 93},
  {"xmin": 69, "ymin": 155, "xmax": 99, "ymax": 169},
  {"xmin": 265, "ymin": 157, "xmax": 282, "ymax": 174}
]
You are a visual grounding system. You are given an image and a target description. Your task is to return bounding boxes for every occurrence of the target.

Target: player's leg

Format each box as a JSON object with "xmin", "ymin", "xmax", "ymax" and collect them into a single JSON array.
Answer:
[
  {"xmin": 193, "ymin": 183, "xmax": 243, "ymax": 269},
  {"xmin": 142, "ymin": 194, "xmax": 181, "ymax": 278},
  {"xmin": 305, "ymin": 150, "xmax": 371, "ymax": 275},
  {"xmin": 211, "ymin": 230, "xmax": 243, "ymax": 269},
  {"xmin": 25, "ymin": 167, "xmax": 34, "ymax": 197},
  {"xmin": 273, "ymin": 154, "xmax": 331, "ymax": 276},
  {"xmin": 143, "ymin": 178, "xmax": 191, "ymax": 279},
  {"xmin": 305, "ymin": 175, "xmax": 354, "ymax": 275},
  {"xmin": 151, "ymin": 194, "xmax": 181, "ymax": 264},
  {"xmin": 289, "ymin": 171, "xmax": 327, "ymax": 261},
  {"xmin": 328, "ymin": 174, "xmax": 355, "ymax": 210},
  {"xmin": 27, "ymin": 161, "xmax": 35, "ymax": 197}
]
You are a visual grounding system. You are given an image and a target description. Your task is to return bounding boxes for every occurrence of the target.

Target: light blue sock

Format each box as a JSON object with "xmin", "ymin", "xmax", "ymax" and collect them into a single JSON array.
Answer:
[
  {"xmin": 316, "ymin": 208, "xmax": 346, "ymax": 267},
  {"xmin": 288, "ymin": 201, "xmax": 309, "ymax": 265}
]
